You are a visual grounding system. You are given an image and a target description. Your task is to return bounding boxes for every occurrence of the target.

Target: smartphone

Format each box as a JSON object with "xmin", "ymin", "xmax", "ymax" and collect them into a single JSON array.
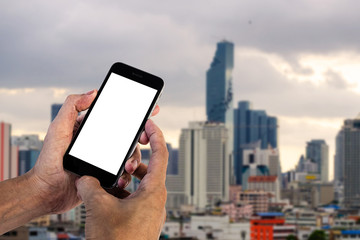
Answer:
[{"xmin": 63, "ymin": 62, "xmax": 164, "ymax": 188}]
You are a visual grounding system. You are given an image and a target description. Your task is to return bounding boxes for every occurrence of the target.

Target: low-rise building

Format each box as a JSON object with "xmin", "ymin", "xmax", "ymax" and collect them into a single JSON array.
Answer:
[
  {"xmin": 229, "ymin": 185, "xmax": 242, "ymax": 203},
  {"xmin": 286, "ymin": 211, "xmax": 317, "ymax": 227},
  {"xmin": 240, "ymin": 191, "xmax": 269, "ymax": 214},
  {"xmin": 282, "ymin": 182, "xmax": 334, "ymax": 208},
  {"xmin": 251, "ymin": 213, "xmax": 296, "ymax": 240},
  {"xmin": 163, "ymin": 215, "xmax": 250, "ymax": 240},
  {"xmin": 248, "ymin": 176, "xmax": 280, "ymax": 202},
  {"xmin": 221, "ymin": 202, "xmax": 253, "ymax": 221},
  {"xmin": 334, "ymin": 230, "xmax": 360, "ymax": 240}
]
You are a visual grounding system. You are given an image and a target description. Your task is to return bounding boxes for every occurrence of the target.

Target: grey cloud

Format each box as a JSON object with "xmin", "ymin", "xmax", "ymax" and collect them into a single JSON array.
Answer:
[
  {"xmin": 121, "ymin": 0, "xmax": 360, "ymax": 54},
  {"xmin": 283, "ymin": 55, "xmax": 314, "ymax": 76},
  {"xmin": 1, "ymin": 0, "xmax": 360, "ymax": 113},
  {"xmin": 233, "ymin": 54, "xmax": 360, "ymax": 119},
  {"xmin": 324, "ymin": 69, "xmax": 355, "ymax": 89}
]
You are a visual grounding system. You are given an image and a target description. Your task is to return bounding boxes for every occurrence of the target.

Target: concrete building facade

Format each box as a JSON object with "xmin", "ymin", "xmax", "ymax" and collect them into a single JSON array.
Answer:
[{"xmin": 166, "ymin": 122, "xmax": 229, "ymax": 210}]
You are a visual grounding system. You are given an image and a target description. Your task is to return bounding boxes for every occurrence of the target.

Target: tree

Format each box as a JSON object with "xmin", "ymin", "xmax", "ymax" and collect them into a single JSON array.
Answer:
[
  {"xmin": 308, "ymin": 230, "xmax": 326, "ymax": 240},
  {"xmin": 286, "ymin": 235, "xmax": 298, "ymax": 240}
]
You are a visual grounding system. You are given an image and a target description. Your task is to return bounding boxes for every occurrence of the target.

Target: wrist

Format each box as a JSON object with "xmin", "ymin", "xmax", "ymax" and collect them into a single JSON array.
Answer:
[
  {"xmin": 0, "ymin": 171, "xmax": 50, "ymax": 234},
  {"xmin": 25, "ymin": 169, "xmax": 54, "ymax": 215}
]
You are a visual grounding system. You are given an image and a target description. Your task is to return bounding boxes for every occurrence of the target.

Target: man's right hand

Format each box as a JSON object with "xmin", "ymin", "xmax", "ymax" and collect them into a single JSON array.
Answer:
[{"xmin": 76, "ymin": 119, "xmax": 168, "ymax": 239}]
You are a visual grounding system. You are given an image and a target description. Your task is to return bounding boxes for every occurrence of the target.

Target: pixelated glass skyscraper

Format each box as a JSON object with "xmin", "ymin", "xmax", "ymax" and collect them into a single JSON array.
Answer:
[{"xmin": 206, "ymin": 40, "xmax": 234, "ymax": 123}]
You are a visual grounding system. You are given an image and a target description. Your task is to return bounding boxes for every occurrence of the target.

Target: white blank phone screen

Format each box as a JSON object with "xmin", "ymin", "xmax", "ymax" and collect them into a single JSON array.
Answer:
[{"xmin": 69, "ymin": 73, "xmax": 157, "ymax": 175}]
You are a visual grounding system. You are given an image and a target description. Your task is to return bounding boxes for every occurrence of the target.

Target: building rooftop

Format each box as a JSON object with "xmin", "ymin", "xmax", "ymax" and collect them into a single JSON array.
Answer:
[
  {"xmin": 257, "ymin": 212, "xmax": 284, "ymax": 217},
  {"xmin": 342, "ymin": 230, "xmax": 360, "ymax": 235},
  {"xmin": 248, "ymin": 176, "xmax": 277, "ymax": 182}
]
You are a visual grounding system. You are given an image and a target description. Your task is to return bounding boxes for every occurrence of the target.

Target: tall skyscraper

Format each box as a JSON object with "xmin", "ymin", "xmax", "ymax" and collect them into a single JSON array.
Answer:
[
  {"xmin": 51, "ymin": 104, "xmax": 62, "ymax": 121},
  {"xmin": 306, "ymin": 139, "xmax": 329, "ymax": 182},
  {"xmin": 206, "ymin": 40, "xmax": 235, "ymax": 184},
  {"xmin": 206, "ymin": 40, "xmax": 234, "ymax": 123},
  {"xmin": 166, "ymin": 122, "xmax": 229, "ymax": 210},
  {"xmin": 0, "ymin": 122, "xmax": 18, "ymax": 181},
  {"xmin": 334, "ymin": 130, "xmax": 344, "ymax": 202},
  {"xmin": 233, "ymin": 101, "xmax": 278, "ymax": 184},
  {"xmin": 342, "ymin": 118, "xmax": 360, "ymax": 208},
  {"xmin": 334, "ymin": 130, "xmax": 344, "ymax": 184}
]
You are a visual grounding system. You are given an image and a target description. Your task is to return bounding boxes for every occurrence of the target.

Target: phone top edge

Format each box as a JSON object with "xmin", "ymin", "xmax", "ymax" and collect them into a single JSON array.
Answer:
[{"xmin": 110, "ymin": 62, "xmax": 164, "ymax": 89}]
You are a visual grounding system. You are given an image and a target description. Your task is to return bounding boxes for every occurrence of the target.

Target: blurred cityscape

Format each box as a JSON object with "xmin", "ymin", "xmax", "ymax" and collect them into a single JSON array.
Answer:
[{"xmin": 1, "ymin": 41, "xmax": 359, "ymax": 240}]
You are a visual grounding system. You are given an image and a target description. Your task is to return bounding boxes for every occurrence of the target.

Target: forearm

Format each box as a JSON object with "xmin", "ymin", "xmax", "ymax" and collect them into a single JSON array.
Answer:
[{"xmin": 0, "ymin": 171, "xmax": 49, "ymax": 234}]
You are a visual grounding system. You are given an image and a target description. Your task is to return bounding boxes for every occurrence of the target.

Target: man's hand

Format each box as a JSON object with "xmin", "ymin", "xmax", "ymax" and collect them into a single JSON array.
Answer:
[
  {"xmin": 76, "ymin": 120, "xmax": 168, "ymax": 239},
  {"xmin": 29, "ymin": 90, "xmax": 98, "ymax": 214},
  {"xmin": 30, "ymin": 90, "xmax": 160, "ymax": 214},
  {"xmin": 0, "ymin": 90, "xmax": 160, "ymax": 234}
]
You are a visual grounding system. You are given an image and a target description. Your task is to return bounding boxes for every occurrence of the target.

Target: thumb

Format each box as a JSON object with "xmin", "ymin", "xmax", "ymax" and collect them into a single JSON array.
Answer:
[
  {"xmin": 53, "ymin": 90, "xmax": 97, "ymax": 132},
  {"xmin": 76, "ymin": 176, "xmax": 105, "ymax": 203}
]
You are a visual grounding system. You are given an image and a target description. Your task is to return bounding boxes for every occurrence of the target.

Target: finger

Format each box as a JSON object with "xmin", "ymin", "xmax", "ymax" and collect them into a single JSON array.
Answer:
[
  {"xmin": 139, "ymin": 131, "xmax": 149, "ymax": 145},
  {"xmin": 105, "ymin": 186, "xmax": 131, "ymax": 199},
  {"xmin": 132, "ymin": 163, "xmax": 148, "ymax": 180},
  {"xmin": 117, "ymin": 171, "xmax": 132, "ymax": 189},
  {"xmin": 143, "ymin": 120, "xmax": 168, "ymax": 185},
  {"xmin": 76, "ymin": 175, "xmax": 107, "ymax": 203},
  {"xmin": 53, "ymin": 90, "xmax": 97, "ymax": 133},
  {"xmin": 139, "ymin": 106, "xmax": 160, "ymax": 145},
  {"xmin": 124, "ymin": 145, "xmax": 141, "ymax": 174},
  {"xmin": 151, "ymin": 105, "xmax": 160, "ymax": 117},
  {"xmin": 73, "ymin": 114, "xmax": 87, "ymax": 136},
  {"xmin": 76, "ymin": 113, "xmax": 86, "ymax": 124}
]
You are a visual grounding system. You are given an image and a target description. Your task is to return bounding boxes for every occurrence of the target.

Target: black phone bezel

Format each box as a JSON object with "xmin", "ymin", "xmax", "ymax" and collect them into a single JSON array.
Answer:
[{"xmin": 63, "ymin": 62, "xmax": 164, "ymax": 188}]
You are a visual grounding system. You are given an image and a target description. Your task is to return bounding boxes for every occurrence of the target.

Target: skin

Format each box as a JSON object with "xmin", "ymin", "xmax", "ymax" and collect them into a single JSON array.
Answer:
[
  {"xmin": 0, "ymin": 90, "xmax": 167, "ymax": 240},
  {"xmin": 76, "ymin": 119, "xmax": 168, "ymax": 239}
]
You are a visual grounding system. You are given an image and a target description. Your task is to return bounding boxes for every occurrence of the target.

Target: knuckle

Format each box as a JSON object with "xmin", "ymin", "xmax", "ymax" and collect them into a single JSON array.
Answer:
[
  {"xmin": 65, "ymin": 94, "xmax": 77, "ymax": 103},
  {"xmin": 92, "ymin": 192, "xmax": 111, "ymax": 204}
]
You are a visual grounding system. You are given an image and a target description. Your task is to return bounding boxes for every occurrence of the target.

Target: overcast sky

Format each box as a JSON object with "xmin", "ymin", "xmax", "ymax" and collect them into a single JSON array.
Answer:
[{"xmin": 1, "ymin": 0, "xmax": 360, "ymax": 176}]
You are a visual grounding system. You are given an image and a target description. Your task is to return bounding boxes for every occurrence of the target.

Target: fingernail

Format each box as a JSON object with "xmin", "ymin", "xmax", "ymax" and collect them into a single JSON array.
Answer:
[
  {"xmin": 86, "ymin": 90, "xmax": 95, "ymax": 95},
  {"xmin": 118, "ymin": 177, "xmax": 128, "ymax": 189}
]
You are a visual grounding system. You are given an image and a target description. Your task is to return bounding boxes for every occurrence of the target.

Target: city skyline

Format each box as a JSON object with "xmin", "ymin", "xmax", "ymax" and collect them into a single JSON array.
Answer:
[{"xmin": 2, "ymin": 1, "xmax": 360, "ymax": 175}]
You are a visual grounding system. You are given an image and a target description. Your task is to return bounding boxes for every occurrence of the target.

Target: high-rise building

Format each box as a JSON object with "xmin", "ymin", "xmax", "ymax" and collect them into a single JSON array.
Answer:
[
  {"xmin": 342, "ymin": 118, "xmax": 360, "ymax": 208},
  {"xmin": 166, "ymin": 122, "xmax": 229, "ymax": 210},
  {"xmin": 0, "ymin": 122, "xmax": 18, "ymax": 181},
  {"xmin": 206, "ymin": 40, "xmax": 235, "ymax": 185},
  {"xmin": 12, "ymin": 135, "xmax": 43, "ymax": 176},
  {"xmin": 268, "ymin": 150, "xmax": 282, "ymax": 184},
  {"xmin": 334, "ymin": 130, "xmax": 344, "ymax": 184},
  {"xmin": 206, "ymin": 40, "xmax": 234, "ymax": 123},
  {"xmin": 241, "ymin": 146, "xmax": 281, "ymax": 194},
  {"xmin": 166, "ymin": 143, "xmax": 179, "ymax": 175},
  {"xmin": 306, "ymin": 139, "xmax": 329, "ymax": 182},
  {"xmin": 51, "ymin": 104, "xmax": 62, "ymax": 121},
  {"xmin": 127, "ymin": 144, "xmax": 178, "ymax": 193},
  {"xmin": 296, "ymin": 155, "xmax": 318, "ymax": 174},
  {"xmin": 334, "ymin": 130, "xmax": 345, "ymax": 203},
  {"xmin": 12, "ymin": 134, "xmax": 43, "ymax": 150},
  {"xmin": 18, "ymin": 149, "xmax": 40, "ymax": 175},
  {"xmin": 233, "ymin": 101, "xmax": 278, "ymax": 185}
]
